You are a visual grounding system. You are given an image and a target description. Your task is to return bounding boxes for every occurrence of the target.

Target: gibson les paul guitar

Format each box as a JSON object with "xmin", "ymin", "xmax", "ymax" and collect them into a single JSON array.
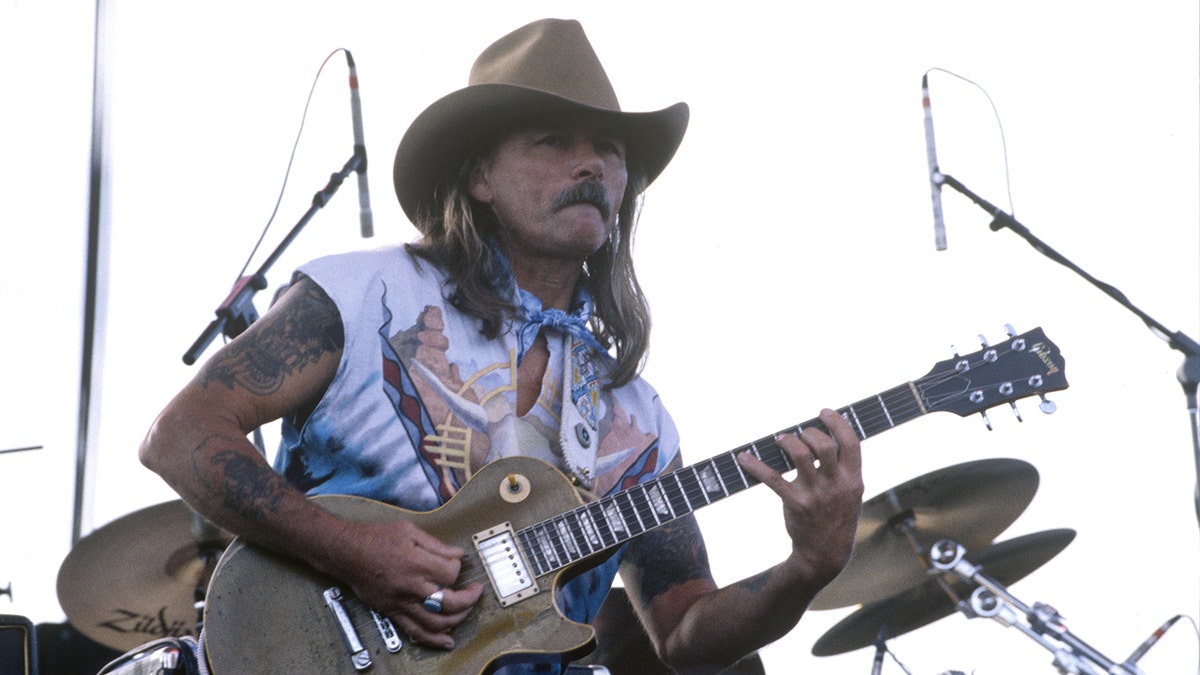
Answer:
[{"xmin": 203, "ymin": 326, "xmax": 1068, "ymax": 674}]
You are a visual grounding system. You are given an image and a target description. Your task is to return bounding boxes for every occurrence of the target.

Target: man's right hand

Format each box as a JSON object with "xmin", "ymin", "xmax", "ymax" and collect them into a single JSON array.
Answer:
[{"xmin": 332, "ymin": 518, "xmax": 485, "ymax": 649}]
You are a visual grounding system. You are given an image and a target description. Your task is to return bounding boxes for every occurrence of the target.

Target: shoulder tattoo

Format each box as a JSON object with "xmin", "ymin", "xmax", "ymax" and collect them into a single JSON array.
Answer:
[{"xmin": 201, "ymin": 281, "xmax": 344, "ymax": 395}]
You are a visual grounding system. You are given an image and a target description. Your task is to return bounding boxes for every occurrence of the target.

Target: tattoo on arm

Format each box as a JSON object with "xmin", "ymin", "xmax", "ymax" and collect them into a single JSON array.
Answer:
[
  {"xmin": 741, "ymin": 568, "xmax": 773, "ymax": 592},
  {"xmin": 201, "ymin": 281, "xmax": 344, "ymax": 395},
  {"xmin": 194, "ymin": 436, "xmax": 287, "ymax": 521},
  {"xmin": 623, "ymin": 515, "xmax": 713, "ymax": 604}
]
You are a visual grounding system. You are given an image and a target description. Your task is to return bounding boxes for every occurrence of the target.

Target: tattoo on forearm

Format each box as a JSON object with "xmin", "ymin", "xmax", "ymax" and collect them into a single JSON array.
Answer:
[
  {"xmin": 194, "ymin": 436, "xmax": 286, "ymax": 521},
  {"xmin": 202, "ymin": 282, "xmax": 343, "ymax": 395},
  {"xmin": 623, "ymin": 516, "xmax": 712, "ymax": 602},
  {"xmin": 742, "ymin": 568, "xmax": 773, "ymax": 592}
]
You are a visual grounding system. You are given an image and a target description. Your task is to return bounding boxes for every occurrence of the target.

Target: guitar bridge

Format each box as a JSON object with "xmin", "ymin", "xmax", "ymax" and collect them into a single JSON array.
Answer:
[
  {"xmin": 323, "ymin": 586, "xmax": 371, "ymax": 670},
  {"xmin": 473, "ymin": 522, "xmax": 538, "ymax": 607}
]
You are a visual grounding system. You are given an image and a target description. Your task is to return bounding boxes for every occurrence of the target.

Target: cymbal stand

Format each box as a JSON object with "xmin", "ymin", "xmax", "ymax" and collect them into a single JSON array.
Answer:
[
  {"xmin": 866, "ymin": 629, "xmax": 918, "ymax": 675},
  {"xmin": 857, "ymin": 514, "xmax": 928, "ymax": 675},
  {"xmin": 871, "ymin": 629, "xmax": 886, "ymax": 675},
  {"xmin": 929, "ymin": 538, "xmax": 1143, "ymax": 675},
  {"xmin": 189, "ymin": 508, "xmax": 228, "ymax": 636}
]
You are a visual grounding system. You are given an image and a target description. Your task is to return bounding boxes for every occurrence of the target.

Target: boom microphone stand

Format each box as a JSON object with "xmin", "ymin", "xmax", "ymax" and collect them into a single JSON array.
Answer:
[
  {"xmin": 936, "ymin": 172, "xmax": 1200, "ymax": 526},
  {"xmin": 182, "ymin": 150, "xmax": 365, "ymax": 365}
]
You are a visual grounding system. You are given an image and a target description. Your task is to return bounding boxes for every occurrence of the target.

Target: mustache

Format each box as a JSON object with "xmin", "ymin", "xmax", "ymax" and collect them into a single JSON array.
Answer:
[{"xmin": 552, "ymin": 181, "xmax": 612, "ymax": 222}]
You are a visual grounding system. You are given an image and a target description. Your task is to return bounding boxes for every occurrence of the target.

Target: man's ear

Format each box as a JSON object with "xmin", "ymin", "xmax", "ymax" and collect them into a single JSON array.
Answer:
[{"xmin": 467, "ymin": 162, "xmax": 492, "ymax": 204}]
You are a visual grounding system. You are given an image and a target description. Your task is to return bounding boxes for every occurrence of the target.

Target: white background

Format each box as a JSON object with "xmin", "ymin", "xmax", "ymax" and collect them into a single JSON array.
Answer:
[{"xmin": 2, "ymin": 2, "xmax": 1198, "ymax": 673}]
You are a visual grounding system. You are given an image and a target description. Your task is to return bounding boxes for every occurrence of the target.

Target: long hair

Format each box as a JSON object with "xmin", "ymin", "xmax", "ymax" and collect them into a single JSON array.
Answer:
[{"xmin": 407, "ymin": 154, "xmax": 651, "ymax": 388}]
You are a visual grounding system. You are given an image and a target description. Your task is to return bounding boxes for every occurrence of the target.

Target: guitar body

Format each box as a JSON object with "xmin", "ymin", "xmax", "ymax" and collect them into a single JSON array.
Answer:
[{"xmin": 204, "ymin": 456, "xmax": 599, "ymax": 674}]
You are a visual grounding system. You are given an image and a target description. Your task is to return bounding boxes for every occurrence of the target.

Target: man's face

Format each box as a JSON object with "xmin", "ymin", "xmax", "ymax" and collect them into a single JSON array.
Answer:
[{"xmin": 468, "ymin": 112, "xmax": 628, "ymax": 267}]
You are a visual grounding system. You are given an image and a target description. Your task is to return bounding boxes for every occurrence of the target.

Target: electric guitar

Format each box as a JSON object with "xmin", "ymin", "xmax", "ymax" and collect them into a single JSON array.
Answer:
[{"xmin": 202, "ymin": 326, "xmax": 1068, "ymax": 674}]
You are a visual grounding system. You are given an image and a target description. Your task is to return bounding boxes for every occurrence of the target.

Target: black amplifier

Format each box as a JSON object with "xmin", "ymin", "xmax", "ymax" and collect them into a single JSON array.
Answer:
[{"xmin": 0, "ymin": 614, "xmax": 38, "ymax": 675}]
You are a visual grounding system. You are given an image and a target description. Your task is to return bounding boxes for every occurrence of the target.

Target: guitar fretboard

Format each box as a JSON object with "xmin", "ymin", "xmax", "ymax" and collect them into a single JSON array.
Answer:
[{"xmin": 515, "ymin": 381, "xmax": 927, "ymax": 577}]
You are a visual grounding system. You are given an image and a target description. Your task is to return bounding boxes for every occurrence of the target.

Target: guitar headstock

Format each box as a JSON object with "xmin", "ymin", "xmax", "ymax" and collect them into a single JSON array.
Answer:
[{"xmin": 918, "ymin": 326, "xmax": 1068, "ymax": 423}]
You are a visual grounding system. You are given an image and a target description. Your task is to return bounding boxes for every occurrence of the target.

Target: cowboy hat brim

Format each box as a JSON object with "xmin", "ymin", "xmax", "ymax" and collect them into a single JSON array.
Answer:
[{"xmin": 393, "ymin": 83, "xmax": 689, "ymax": 226}]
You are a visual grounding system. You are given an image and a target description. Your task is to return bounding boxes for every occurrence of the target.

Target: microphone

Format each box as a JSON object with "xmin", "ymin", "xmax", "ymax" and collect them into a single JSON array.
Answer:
[
  {"xmin": 922, "ymin": 73, "xmax": 946, "ymax": 251},
  {"xmin": 346, "ymin": 50, "xmax": 374, "ymax": 238}
]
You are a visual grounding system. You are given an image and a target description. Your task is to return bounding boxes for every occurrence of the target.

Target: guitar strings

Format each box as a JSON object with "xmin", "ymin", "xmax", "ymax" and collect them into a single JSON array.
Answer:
[{"xmin": 327, "ymin": 340, "xmax": 1031, "ymax": 634}]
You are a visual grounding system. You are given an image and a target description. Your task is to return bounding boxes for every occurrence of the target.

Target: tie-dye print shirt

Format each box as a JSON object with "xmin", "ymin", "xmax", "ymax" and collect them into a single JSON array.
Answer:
[{"xmin": 274, "ymin": 244, "xmax": 681, "ymax": 670}]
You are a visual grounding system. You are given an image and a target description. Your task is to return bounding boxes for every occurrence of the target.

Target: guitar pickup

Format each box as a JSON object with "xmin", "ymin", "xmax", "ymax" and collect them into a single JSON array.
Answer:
[{"xmin": 473, "ymin": 522, "xmax": 539, "ymax": 607}]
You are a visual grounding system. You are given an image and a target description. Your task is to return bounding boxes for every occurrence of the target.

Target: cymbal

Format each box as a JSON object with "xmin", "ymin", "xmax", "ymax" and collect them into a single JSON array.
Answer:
[
  {"xmin": 813, "ymin": 528, "xmax": 1075, "ymax": 656},
  {"xmin": 57, "ymin": 499, "xmax": 231, "ymax": 652},
  {"xmin": 811, "ymin": 458, "xmax": 1039, "ymax": 610}
]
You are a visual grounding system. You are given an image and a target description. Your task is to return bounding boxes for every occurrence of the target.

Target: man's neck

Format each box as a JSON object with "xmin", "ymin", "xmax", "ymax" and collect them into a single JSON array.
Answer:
[{"xmin": 509, "ymin": 255, "xmax": 584, "ymax": 311}]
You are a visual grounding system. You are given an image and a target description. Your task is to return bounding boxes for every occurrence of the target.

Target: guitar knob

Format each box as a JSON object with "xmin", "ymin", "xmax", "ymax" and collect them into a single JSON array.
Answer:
[
  {"xmin": 1004, "ymin": 323, "xmax": 1018, "ymax": 338},
  {"xmin": 1038, "ymin": 394, "xmax": 1057, "ymax": 414}
]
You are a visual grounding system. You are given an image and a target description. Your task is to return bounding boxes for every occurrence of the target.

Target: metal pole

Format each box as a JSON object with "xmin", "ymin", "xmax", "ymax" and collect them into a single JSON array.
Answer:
[{"xmin": 74, "ymin": 0, "xmax": 111, "ymax": 545}]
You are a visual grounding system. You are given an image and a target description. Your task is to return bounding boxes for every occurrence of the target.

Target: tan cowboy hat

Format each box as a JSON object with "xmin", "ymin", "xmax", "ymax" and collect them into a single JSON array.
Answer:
[{"xmin": 392, "ymin": 18, "xmax": 689, "ymax": 226}]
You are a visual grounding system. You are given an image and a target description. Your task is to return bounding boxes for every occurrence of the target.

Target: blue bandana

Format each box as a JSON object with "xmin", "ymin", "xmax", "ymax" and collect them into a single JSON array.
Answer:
[
  {"xmin": 515, "ymin": 287, "xmax": 607, "ymax": 364},
  {"xmin": 487, "ymin": 245, "xmax": 610, "ymax": 489}
]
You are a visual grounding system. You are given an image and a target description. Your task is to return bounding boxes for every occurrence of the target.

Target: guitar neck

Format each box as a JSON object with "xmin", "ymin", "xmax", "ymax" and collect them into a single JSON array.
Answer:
[{"xmin": 515, "ymin": 381, "xmax": 926, "ymax": 577}]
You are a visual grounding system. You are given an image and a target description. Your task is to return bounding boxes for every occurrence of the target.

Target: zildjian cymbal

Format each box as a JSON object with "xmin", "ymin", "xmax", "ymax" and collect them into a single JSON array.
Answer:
[
  {"xmin": 56, "ymin": 500, "xmax": 231, "ymax": 652},
  {"xmin": 811, "ymin": 458, "xmax": 1040, "ymax": 610},
  {"xmin": 812, "ymin": 528, "xmax": 1076, "ymax": 656}
]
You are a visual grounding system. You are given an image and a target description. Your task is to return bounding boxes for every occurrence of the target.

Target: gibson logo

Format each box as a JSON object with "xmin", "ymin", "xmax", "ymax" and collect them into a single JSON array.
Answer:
[
  {"xmin": 1030, "ymin": 342, "xmax": 1060, "ymax": 376},
  {"xmin": 98, "ymin": 607, "xmax": 193, "ymax": 638}
]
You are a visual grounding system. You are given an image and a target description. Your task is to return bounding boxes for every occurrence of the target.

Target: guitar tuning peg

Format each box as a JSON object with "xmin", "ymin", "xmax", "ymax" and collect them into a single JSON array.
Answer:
[
  {"xmin": 1010, "ymin": 402, "xmax": 1023, "ymax": 422},
  {"xmin": 978, "ymin": 334, "xmax": 991, "ymax": 348},
  {"xmin": 1004, "ymin": 323, "xmax": 1018, "ymax": 338},
  {"xmin": 980, "ymin": 410, "xmax": 993, "ymax": 431},
  {"xmin": 1038, "ymin": 394, "xmax": 1057, "ymax": 414}
]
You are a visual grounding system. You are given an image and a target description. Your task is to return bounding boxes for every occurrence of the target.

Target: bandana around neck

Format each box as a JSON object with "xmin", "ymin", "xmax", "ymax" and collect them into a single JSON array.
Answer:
[
  {"xmin": 486, "ymin": 241, "xmax": 608, "ymax": 364},
  {"xmin": 515, "ymin": 287, "xmax": 607, "ymax": 364},
  {"xmin": 486, "ymin": 245, "xmax": 611, "ymax": 490}
]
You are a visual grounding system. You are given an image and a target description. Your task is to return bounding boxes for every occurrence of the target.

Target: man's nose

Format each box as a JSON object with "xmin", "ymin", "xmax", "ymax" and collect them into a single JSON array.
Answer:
[{"xmin": 570, "ymin": 142, "xmax": 605, "ymax": 181}]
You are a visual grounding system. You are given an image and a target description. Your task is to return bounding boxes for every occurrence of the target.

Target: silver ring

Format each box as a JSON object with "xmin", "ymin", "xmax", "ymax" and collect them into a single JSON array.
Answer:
[{"xmin": 422, "ymin": 589, "xmax": 445, "ymax": 614}]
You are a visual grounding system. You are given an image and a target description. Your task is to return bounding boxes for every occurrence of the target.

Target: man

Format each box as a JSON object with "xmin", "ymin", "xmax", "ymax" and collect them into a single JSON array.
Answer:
[{"xmin": 140, "ymin": 18, "xmax": 864, "ymax": 674}]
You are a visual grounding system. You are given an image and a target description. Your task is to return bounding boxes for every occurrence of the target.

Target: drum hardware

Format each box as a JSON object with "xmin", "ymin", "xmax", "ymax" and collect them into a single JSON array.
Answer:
[
  {"xmin": 810, "ymin": 458, "xmax": 1100, "ymax": 674},
  {"xmin": 96, "ymin": 636, "xmax": 200, "ymax": 675},
  {"xmin": 811, "ymin": 458, "xmax": 1041, "ymax": 610},
  {"xmin": 813, "ymin": 529, "xmax": 1076, "ymax": 665},
  {"xmin": 56, "ymin": 500, "xmax": 232, "ymax": 653},
  {"xmin": 929, "ymin": 538, "xmax": 1149, "ymax": 675}
]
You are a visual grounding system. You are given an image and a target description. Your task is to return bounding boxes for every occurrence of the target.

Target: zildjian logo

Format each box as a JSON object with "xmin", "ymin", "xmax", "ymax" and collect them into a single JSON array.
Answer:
[
  {"xmin": 1031, "ymin": 342, "xmax": 1061, "ymax": 376},
  {"xmin": 98, "ymin": 607, "xmax": 193, "ymax": 638}
]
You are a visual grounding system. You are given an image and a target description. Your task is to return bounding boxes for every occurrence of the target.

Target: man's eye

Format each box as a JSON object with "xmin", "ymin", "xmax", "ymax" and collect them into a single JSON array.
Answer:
[
  {"xmin": 597, "ymin": 139, "xmax": 625, "ymax": 157},
  {"xmin": 536, "ymin": 135, "xmax": 565, "ymax": 147}
]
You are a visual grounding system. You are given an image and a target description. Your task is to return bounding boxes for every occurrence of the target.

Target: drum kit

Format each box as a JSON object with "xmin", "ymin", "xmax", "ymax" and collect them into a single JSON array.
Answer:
[
  {"xmin": 53, "ymin": 500, "xmax": 231, "ymax": 673},
  {"xmin": 46, "ymin": 459, "xmax": 1166, "ymax": 674},
  {"xmin": 807, "ymin": 458, "xmax": 1164, "ymax": 675}
]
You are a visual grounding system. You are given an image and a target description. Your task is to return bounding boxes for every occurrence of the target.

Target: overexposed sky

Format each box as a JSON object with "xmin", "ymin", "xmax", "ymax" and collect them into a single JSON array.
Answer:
[{"xmin": 2, "ymin": 2, "xmax": 1198, "ymax": 673}]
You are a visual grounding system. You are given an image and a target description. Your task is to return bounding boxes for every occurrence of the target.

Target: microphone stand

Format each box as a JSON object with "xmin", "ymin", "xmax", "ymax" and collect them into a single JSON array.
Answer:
[
  {"xmin": 0, "ymin": 445, "xmax": 43, "ymax": 455},
  {"xmin": 182, "ymin": 150, "xmax": 366, "ymax": 365},
  {"xmin": 938, "ymin": 173, "xmax": 1200, "ymax": 526}
]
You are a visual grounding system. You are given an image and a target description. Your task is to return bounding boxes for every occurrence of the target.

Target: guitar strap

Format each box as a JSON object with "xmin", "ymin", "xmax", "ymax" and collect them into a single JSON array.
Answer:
[{"xmin": 558, "ymin": 331, "xmax": 602, "ymax": 491}]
